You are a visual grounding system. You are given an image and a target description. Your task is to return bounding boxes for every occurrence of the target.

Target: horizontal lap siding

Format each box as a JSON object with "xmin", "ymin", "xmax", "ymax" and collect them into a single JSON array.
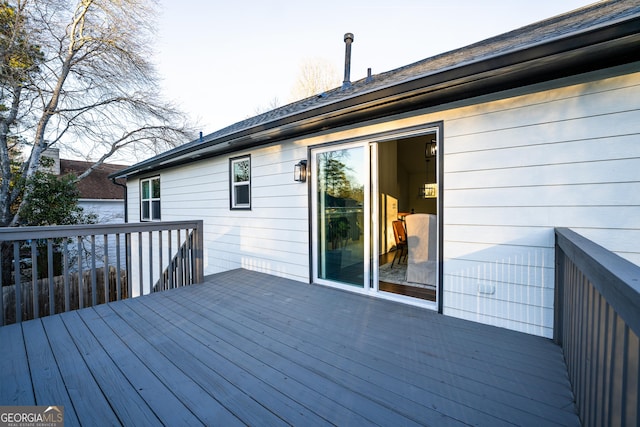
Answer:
[
  {"xmin": 442, "ymin": 68, "xmax": 640, "ymax": 337},
  {"xmin": 124, "ymin": 65, "xmax": 640, "ymax": 337},
  {"xmin": 152, "ymin": 144, "xmax": 311, "ymax": 282}
]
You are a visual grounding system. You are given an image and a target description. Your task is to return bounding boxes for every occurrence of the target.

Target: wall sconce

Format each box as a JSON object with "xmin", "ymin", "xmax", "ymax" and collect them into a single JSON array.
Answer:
[
  {"xmin": 425, "ymin": 141, "xmax": 437, "ymax": 158},
  {"xmin": 294, "ymin": 160, "xmax": 307, "ymax": 182}
]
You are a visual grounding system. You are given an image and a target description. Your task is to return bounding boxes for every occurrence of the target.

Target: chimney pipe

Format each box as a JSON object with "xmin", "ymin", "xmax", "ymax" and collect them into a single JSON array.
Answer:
[{"xmin": 342, "ymin": 33, "xmax": 354, "ymax": 90}]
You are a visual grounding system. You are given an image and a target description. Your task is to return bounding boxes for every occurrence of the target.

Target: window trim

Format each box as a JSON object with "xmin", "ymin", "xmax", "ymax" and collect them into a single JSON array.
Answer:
[
  {"xmin": 229, "ymin": 155, "xmax": 251, "ymax": 210},
  {"xmin": 140, "ymin": 176, "xmax": 161, "ymax": 221}
]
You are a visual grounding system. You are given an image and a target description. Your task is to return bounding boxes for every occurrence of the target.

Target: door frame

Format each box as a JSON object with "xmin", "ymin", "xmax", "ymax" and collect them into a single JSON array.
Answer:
[{"xmin": 307, "ymin": 121, "xmax": 444, "ymax": 312}]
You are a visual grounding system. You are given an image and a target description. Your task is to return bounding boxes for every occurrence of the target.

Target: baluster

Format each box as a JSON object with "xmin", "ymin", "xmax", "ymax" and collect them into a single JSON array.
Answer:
[
  {"xmin": 63, "ymin": 241, "xmax": 70, "ymax": 312},
  {"xmin": 185, "ymin": 230, "xmax": 192, "ymax": 285},
  {"xmin": 138, "ymin": 231, "xmax": 143, "ymax": 297},
  {"xmin": 103, "ymin": 234, "xmax": 109, "ymax": 303},
  {"xmin": 13, "ymin": 242, "xmax": 21, "ymax": 323},
  {"xmin": 31, "ymin": 241, "xmax": 38, "ymax": 319},
  {"xmin": 78, "ymin": 236, "xmax": 83, "ymax": 309},
  {"xmin": 115, "ymin": 233, "xmax": 122, "ymax": 301},
  {"xmin": 158, "ymin": 230, "xmax": 163, "ymax": 291},
  {"xmin": 47, "ymin": 239, "xmax": 54, "ymax": 316},
  {"xmin": 177, "ymin": 229, "xmax": 183, "ymax": 287},
  {"xmin": 126, "ymin": 232, "xmax": 132, "ymax": 299},
  {"xmin": 148, "ymin": 231, "xmax": 153, "ymax": 292},
  {"xmin": 168, "ymin": 229, "xmax": 173, "ymax": 289},
  {"xmin": 91, "ymin": 235, "xmax": 97, "ymax": 306}
]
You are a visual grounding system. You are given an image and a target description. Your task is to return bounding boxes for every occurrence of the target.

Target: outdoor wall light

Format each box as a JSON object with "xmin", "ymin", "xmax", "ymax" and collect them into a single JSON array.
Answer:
[{"xmin": 294, "ymin": 160, "xmax": 307, "ymax": 182}]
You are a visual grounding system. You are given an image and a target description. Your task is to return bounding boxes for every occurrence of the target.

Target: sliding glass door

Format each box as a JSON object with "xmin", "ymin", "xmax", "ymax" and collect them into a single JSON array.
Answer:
[
  {"xmin": 310, "ymin": 127, "xmax": 440, "ymax": 311},
  {"xmin": 311, "ymin": 142, "xmax": 370, "ymax": 289}
]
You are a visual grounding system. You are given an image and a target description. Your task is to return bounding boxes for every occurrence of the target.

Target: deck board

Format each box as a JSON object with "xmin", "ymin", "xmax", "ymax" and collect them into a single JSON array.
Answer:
[
  {"xmin": 59, "ymin": 310, "xmax": 162, "ymax": 426},
  {"xmin": 113, "ymin": 298, "xmax": 292, "ymax": 426},
  {"xmin": 185, "ymin": 271, "xmax": 577, "ymax": 425},
  {"xmin": 38, "ymin": 314, "xmax": 121, "ymax": 426},
  {"xmin": 19, "ymin": 320, "xmax": 79, "ymax": 425},
  {"xmin": 137, "ymin": 291, "xmax": 386, "ymax": 426},
  {"xmin": 0, "ymin": 268, "xmax": 580, "ymax": 426},
  {"xmin": 74, "ymin": 306, "xmax": 204, "ymax": 426},
  {"xmin": 90, "ymin": 303, "xmax": 240, "ymax": 426},
  {"xmin": 160, "ymin": 280, "xmax": 499, "ymax": 426},
  {"xmin": 0, "ymin": 323, "xmax": 35, "ymax": 406}
]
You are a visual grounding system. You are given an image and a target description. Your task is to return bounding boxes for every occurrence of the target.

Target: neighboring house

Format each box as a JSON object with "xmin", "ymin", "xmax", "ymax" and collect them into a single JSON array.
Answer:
[
  {"xmin": 60, "ymin": 159, "xmax": 126, "ymax": 224},
  {"xmin": 111, "ymin": 1, "xmax": 640, "ymax": 338},
  {"xmin": 43, "ymin": 148, "xmax": 126, "ymax": 224}
]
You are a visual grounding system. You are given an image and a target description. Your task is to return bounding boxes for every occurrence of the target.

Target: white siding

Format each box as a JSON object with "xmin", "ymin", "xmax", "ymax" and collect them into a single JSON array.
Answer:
[
  {"xmin": 75, "ymin": 199, "xmax": 125, "ymax": 274},
  {"xmin": 126, "ymin": 64, "xmax": 640, "ymax": 337},
  {"xmin": 440, "ymin": 66, "xmax": 640, "ymax": 337},
  {"xmin": 127, "ymin": 143, "xmax": 311, "ymax": 283},
  {"xmin": 79, "ymin": 199, "xmax": 125, "ymax": 224}
]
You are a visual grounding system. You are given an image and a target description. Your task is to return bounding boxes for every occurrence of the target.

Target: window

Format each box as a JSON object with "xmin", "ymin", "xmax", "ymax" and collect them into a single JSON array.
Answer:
[
  {"xmin": 141, "ymin": 176, "xmax": 161, "ymax": 221},
  {"xmin": 230, "ymin": 155, "xmax": 251, "ymax": 209}
]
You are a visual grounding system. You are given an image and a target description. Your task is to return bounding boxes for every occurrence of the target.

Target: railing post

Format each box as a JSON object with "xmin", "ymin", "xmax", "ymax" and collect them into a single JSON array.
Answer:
[
  {"xmin": 554, "ymin": 230, "xmax": 564, "ymax": 345},
  {"xmin": 194, "ymin": 220, "xmax": 204, "ymax": 283},
  {"xmin": 184, "ymin": 229, "xmax": 191, "ymax": 285}
]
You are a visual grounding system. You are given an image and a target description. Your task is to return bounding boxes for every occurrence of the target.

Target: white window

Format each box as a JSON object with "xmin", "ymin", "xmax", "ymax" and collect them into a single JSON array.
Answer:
[
  {"xmin": 140, "ymin": 176, "xmax": 161, "ymax": 221},
  {"xmin": 230, "ymin": 156, "xmax": 250, "ymax": 210}
]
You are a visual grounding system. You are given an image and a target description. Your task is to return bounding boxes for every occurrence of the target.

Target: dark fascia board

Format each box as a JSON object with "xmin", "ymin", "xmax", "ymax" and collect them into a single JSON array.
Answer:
[{"xmin": 111, "ymin": 15, "xmax": 640, "ymax": 180}]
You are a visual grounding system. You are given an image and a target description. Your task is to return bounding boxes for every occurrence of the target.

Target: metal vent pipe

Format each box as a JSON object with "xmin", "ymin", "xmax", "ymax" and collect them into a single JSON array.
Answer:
[{"xmin": 342, "ymin": 33, "xmax": 354, "ymax": 90}]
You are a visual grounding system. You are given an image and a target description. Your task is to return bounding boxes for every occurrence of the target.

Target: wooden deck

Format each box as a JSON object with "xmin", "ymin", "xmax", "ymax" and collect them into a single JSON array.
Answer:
[{"xmin": 0, "ymin": 269, "xmax": 580, "ymax": 426}]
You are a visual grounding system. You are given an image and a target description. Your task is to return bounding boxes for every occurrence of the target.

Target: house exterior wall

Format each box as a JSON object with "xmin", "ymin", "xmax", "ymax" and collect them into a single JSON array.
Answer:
[
  {"xmin": 440, "ymin": 65, "xmax": 640, "ymax": 337},
  {"xmin": 74, "ymin": 199, "xmax": 126, "ymax": 275},
  {"xmin": 79, "ymin": 199, "xmax": 125, "ymax": 224},
  {"xmin": 126, "ymin": 63, "xmax": 640, "ymax": 338},
  {"xmin": 128, "ymin": 142, "xmax": 311, "ymax": 283}
]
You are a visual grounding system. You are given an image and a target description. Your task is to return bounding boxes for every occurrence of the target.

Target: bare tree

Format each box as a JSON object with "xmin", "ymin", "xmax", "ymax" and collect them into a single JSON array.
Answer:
[
  {"xmin": 289, "ymin": 58, "xmax": 341, "ymax": 101},
  {"xmin": 0, "ymin": 0, "xmax": 194, "ymax": 227},
  {"xmin": 252, "ymin": 96, "xmax": 281, "ymax": 116}
]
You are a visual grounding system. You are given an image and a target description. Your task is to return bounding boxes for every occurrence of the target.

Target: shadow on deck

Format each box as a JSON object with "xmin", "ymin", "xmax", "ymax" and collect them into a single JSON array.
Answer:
[{"xmin": 0, "ymin": 269, "xmax": 579, "ymax": 426}]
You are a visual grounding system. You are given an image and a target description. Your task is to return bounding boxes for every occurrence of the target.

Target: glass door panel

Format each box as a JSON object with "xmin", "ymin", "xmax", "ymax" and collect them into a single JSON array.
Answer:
[{"xmin": 312, "ymin": 144, "xmax": 368, "ymax": 288}]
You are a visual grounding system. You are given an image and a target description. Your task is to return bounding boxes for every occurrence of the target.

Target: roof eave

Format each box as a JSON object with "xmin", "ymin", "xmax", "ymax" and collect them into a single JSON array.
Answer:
[{"xmin": 110, "ymin": 15, "xmax": 640, "ymax": 180}]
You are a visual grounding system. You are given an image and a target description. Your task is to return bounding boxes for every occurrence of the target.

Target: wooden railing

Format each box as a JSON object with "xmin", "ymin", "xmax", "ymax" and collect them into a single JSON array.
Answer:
[
  {"xmin": 555, "ymin": 228, "xmax": 640, "ymax": 427},
  {"xmin": 0, "ymin": 220, "xmax": 204, "ymax": 326},
  {"xmin": 155, "ymin": 228, "xmax": 195, "ymax": 292}
]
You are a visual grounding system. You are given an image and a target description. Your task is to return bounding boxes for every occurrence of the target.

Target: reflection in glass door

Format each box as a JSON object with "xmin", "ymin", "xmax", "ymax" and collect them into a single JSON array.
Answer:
[{"xmin": 312, "ymin": 143, "xmax": 369, "ymax": 288}]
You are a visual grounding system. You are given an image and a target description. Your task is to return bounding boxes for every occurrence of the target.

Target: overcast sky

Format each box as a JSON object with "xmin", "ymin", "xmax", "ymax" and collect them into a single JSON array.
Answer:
[{"xmin": 154, "ymin": 0, "xmax": 594, "ymax": 136}]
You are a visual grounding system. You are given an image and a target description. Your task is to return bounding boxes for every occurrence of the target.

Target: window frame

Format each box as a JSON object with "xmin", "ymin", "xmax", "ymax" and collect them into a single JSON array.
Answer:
[
  {"xmin": 140, "ymin": 176, "xmax": 161, "ymax": 221},
  {"xmin": 229, "ymin": 155, "xmax": 251, "ymax": 210}
]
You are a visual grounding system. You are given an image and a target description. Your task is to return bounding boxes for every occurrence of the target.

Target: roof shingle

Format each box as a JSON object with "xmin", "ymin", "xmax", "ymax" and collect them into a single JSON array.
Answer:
[{"xmin": 60, "ymin": 159, "xmax": 126, "ymax": 200}]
